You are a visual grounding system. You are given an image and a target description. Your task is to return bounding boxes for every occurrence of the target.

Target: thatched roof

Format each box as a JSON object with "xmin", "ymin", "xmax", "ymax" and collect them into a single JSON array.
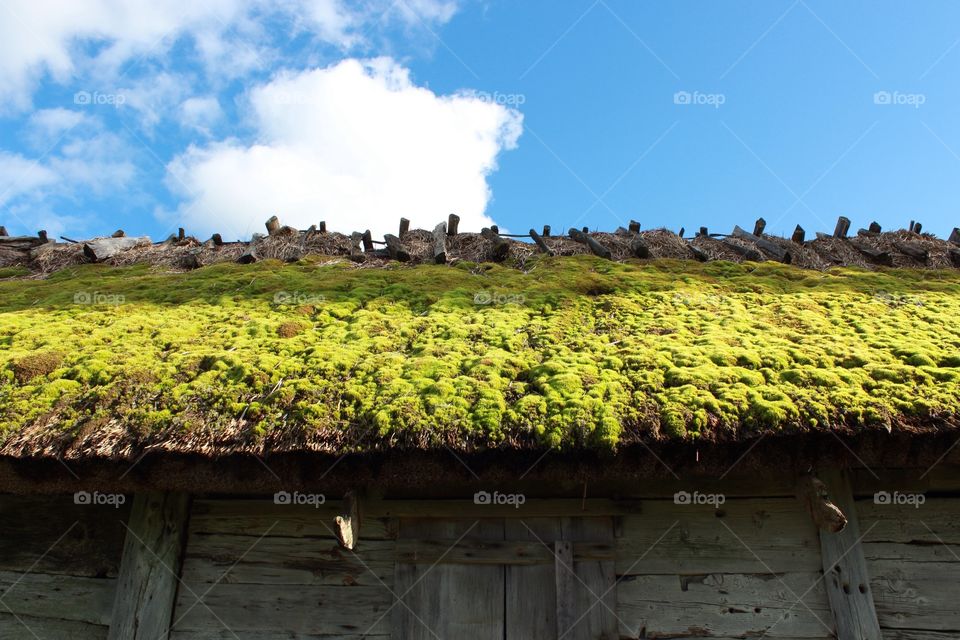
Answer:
[{"xmin": 1, "ymin": 253, "xmax": 958, "ymax": 478}]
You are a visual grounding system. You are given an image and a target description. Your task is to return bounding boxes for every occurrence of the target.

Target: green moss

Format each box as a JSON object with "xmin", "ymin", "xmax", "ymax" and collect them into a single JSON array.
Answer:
[{"xmin": 0, "ymin": 256, "xmax": 958, "ymax": 449}]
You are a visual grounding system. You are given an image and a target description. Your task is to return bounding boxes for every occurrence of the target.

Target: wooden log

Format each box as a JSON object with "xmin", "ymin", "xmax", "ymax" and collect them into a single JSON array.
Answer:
[
  {"xmin": 869, "ymin": 221, "xmax": 882, "ymax": 234},
  {"xmin": 689, "ymin": 243, "xmax": 709, "ymax": 261},
  {"xmin": 432, "ymin": 222, "xmax": 447, "ymax": 264},
  {"xmin": 319, "ymin": 221, "xmax": 327, "ymax": 234},
  {"xmin": 628, "ymin": 220, "xmax": 640, "ymax": 234},
  {"xmin": 529, "ymin": 228, "xmax": 554, "ymax": 256},
  {"xmin": 238, "ymin": 244, "xmax": 258, "ymax": 264},
  {"xmin": 490, "ymin": 224, "xmax": 499, "ymax": 235},
  {"xmin": 834, "ymin": 216, "xmax": 851, "ymax": 239},
  {"xmin": 818, "ymin": 470, "xmax": 882, "ymax": 640},
  {"xmin": 349, "ymin": 232, "xmax": 364, "ymax": 262},
  {"xmin": 0, "ymin": 226, "xmax": 6, "ymax": 236},
  {"xmin": 112, "ymin": 229, "xmax": 125, "ymax": 238},
  {"xmin": 383, "ymin": 233, "xmax": 410, "ymax": 262},
  {"xmin": 265, "ymin": 216, "xmax": 280, "ymax": 236},
  {"xmin": 568, "ymin": 228, "xmax": 612, "ymax": 259},
  {"xmin": 361, "ymin": 230, "xmax": 373, "ymax": 253},
  {"xmin": 554, "ymin": 540, "xmax": 575, "ymax": 639},
  {"xmin": 731, "ymin": 225, "xmax": 791, "ymax": 263},
  {"xmin": 581, "ymin": 226, "xmax": 589, "ymax": 233},
  {"xmin": 480, "ymin": 227, "xmax": 510, "ymax": 261},
  {"xmin": 949, "ymin": 248, "xmax": 960, "ymax": 267},
  {"xmin": 721, "ymin": 238, "xmax": 763, "ymax": 261},
  {"xmin": 893, "ymin": 241, "xmax": 929, "ymax": 262},
  {"xmin": 399, "ymin": 218, "xmax": 410, "ymax": 239},
  {"xmin": 447, "ymin": 213, "xmax": 460, "ymax": 236},
  {"xmin": 678, "ymin": 227, "xmax": 684, "ymax": 238},
  {"xmin": 849, "ymin": 239, "xmax": 893, "ymax": 266},
  {"xmin": 792, "ymin": 225, "xmax": 805, "ymax": 244},
  {"xmin": 108, "ymin": 493, "xmax": 190, "ymax": 640},
  {"xmin": 0, "ymin": 235, "xmax": 46, "ymax": 250},
  {"xmin": 753, "ymin": 217, "xmax": 766, "ymax": 236},
  {"xmin": 857, "ymin": 228, "xmax": 878, "ymax": 237},
  {"xmin": 630, "ymin": 235, "xmax": 650, "ymax": 259},
  {"xmin": 210, "ymin": 234, "xmax": 223, "ymax": 246},
  {"xmin": 542, "ymin": 225, "xmax": 551, "ymax": 237},
  {"xmin": 37, "ymin": 230, "xmax": 48, "ymax": 242},
  {"xmin": 949, "ymin": 228, "xmax": 960, "ymax": 245},
  {"xmin": 178, "ymin": 227, "xmax": 186, "ymax": 241},
  {"xmin": 698, "ymin": 226, "xmax": 708, "ymax": 237},
  {"xmin": 83, "ymin": 236, "xmax": 150, "ymax": 262},
  {"xmin": 334, "ymin": 491, "xmax": 360, "ymax": 550},
  {"xmin": 796, "ymin": 474, "xmax": 847, "ymax": 533}
]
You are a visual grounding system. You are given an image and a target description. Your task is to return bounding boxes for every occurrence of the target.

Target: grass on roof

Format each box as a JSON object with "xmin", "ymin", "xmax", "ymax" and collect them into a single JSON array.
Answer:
[{"xmin": 1, "ymin": 255, "xmax": 959, "ymax": 451}]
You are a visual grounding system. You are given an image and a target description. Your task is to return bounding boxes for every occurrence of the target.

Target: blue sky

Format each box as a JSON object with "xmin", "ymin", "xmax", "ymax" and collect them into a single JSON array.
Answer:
[{"xmin": 1, "ymin": 0, "xmax": 959, "ymax": 241}]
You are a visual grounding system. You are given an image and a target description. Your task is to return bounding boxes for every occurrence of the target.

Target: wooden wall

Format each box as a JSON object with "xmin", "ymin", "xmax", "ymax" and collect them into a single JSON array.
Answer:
[{"xmin": 0, "ymin": 494, "xmax": 130, "ymax": 639}]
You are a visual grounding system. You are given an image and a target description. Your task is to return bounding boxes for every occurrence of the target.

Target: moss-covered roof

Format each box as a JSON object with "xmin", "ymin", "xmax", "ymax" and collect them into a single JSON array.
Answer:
[{"xmin": 1, "ymin": 255, "xmax": 959, "ymax": 459}]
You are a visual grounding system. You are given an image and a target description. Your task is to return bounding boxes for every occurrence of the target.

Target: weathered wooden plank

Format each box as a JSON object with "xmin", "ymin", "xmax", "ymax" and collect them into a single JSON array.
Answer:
[
  {"xmin": 371, "ymin": 498, "xmax": 638, "ymax": 519},
  {"xmin": 732, "ymin": 225, "xmax": 792, "ymax": 263},
  {"xmin": 181, "ymin": 534, "xmax": 394, "ymax": 586},
  {"xmin": 383, "ymin": 233, "xmax": 410, "ymax": 262},
  {"xmin": 0, "ymin": 570, "xmax": 115, "ymax": 624},
  {"xmin": 868, "ymin": 559, "xmax": 960, "ymax": 631},
  {"xmin": 393, "ymin": 518, "xmax": 504, "ymax": 640},
  {"xmin": 173, "ymin": 584, "xmax": 391, "ymax": 635},
  {"xmin": 505, "ymin": 518, "xmax": 559, "ymax": 639},
  {"xmin": 617, "ymin": 572, "xmax": 833, "ymax": 639},
  {"xmin": 108, "ymin": 492, "xmax": 191, "ymax": 640},
  {"xmin": 818, "ymin": 470, "xmax": 882, "ymax": 640},
  {"xmin": 0, "ymin": 613, "xmax": 108, "ymax": 639},
  {"xmin": 432, "ymin": 222, "xmax": 447, "ymax": 263},
  {"xmin": 395, "ymin": 538, "xmax": 613, "ymax": 565},
  {"xmin": 879, "ymin": 631, "xmax": 960, "ymax": 640},
  {"xmin": 0, "ymin": 494, "xmax": 129, "ymax": 577},
  {"xmin": 721, "ymin": 237, "xmax": 765, "ymax": 261},
  {"xmin": 834, "ymin": 216, "xmax": 851, "ymax": 239},
  {"xmin": 617, "ymin": 499, "xmax": 821, "ymax": 574},
  {"xmin": 171, "ymin": 633, "xmax": 388, "ymax": 640},
  {"xmin": 188, "ymin": 499, "xmax": 393, "ymax": 539},
  {"xmin": 563, "ymin": 516, "xmax": 618, "ymax": 640},
  {"xmin": 555, "ymin": 540, "xmax": 576, "ymax": 638},
  {"xmin": 83, "ymin": 236, "xmax": 151, "ymax": 261},
  {"xmin": 858, "ymin": 497, "xmax": 960, "ymax": 544}
]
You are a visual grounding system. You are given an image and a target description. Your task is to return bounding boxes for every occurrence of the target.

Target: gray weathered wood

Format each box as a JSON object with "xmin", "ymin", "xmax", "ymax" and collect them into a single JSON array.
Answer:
[
  {"xmin": 869, "ymin": 221, "xmax": 882, "ymax": 234},
  {"xmin": 0, "ymin": 225, "xmax": 6, "ymax": 236},
  {"xmin": 893, "ymin": 241, "xmax": 928, "ymax": 262},
  {"xmin": 108, "ymin": 492, "xmax": 190, "ymax": 640},
  {"xmin": 867, "ymin": 558, "xmax": 960, "ymax": 631},
  {"xmin": 949, "ymin": 227, "xmax": 960, "ymax": 245},
  {"xmin": 83, "ymin": 236, "xmax": 150, "ymax": 262},
  {"xmin": 0, "ymin": 235, "xmax": 45, "ymax": 250},
  {"xmin": 818, "ymin": 470, "xmax": 882, "ymax": 640},
  {"xmin": 753, "ymin": 217, "xmax": 766, "ymax": 236},
  {"xmin": 792, "ymin": 225, "xmax": 806, "ymax": 244},
  {"xmin": 849, "ymin": 239, "xmax": 893, "ymax": 266},
  {"xmin": 721, "ymin": 238, "xmax": 764, "ymax": 261},
  {"xmin": 265, "ymin": 216, "xmax": 280, "ymax": 235},
  {"xmin": 834, "ymin": 216, "xmax": 851, "ymax": 239},
  {"xmin": 0, "ymin": 613, "xmax": 108, "ymax": 639},
  {"xmin": 796, "ymin": 474, "xmax": 847, "ymax": 533},
  {"xmin": 555, "ymin": 540, "xmax": 575, "ymax": 638},
  {"xmin": 399, "ymin": 217, "xmax": 410, "ymax": 239},
  {"xmin": 628, "ymin": 220, "xmax": 641, "ymax": 234},
  {"xmin": 383, "ymin": 233, "xmax": 410, "ymax": 262},
  {"xmin": 949, "ymin": 248, "xmax": 960, "ymax": 267},
  {"xmin": 630, "ymin": 235, "xmax": 650, "ymax": 258},
  {"xmin": 238, "ymin": 243, "xmax": 258, "ymax": 264},
  {"xmin": 188, "ymin": 499, "xmax": 393, "ymax": 539},
  {"xmin": 370, "ymin": 498, "xmax": 637, "ymax": 519},
  {"xmin": 432, "ymin": 222, "xmax": 447, "ymax": 263},
  {"xmin": 568, "ymin": 227, "xmax": 612, "ymax": 259},
  {"xmin": 361, "ymin": 229, "xmax": 374, "ymax": 253},
  {"xmin": 732, "ymin": 225, "xmax": 791, "ymax": 263},
  {"xmin": 447, "ymin": 213, "xmax": 460, "ymax": 235},
  {"xmin": 395, "ymin": 538, "xmax": 613, "ymax": 565},
  {"xmin": 0, "ymin": 570, "xmax": 115, "ymax": 625},
  {"xmin": 542, "ymin": 224, "xmax": 551, "ymax": 237},
  {"xmin": 172, "ymin": 632, "xmax": 388, "ymax": 640},
  {"xmin": 505, "ymin": 518, "xmax": 558, "ymax": 639},
  {"xmin": 529, "ymin": 228, "xmax": 554, "ymax": 255},
  {"xmin": 480, "ymin": 227, "xmax": 510, "ymax": 261}
]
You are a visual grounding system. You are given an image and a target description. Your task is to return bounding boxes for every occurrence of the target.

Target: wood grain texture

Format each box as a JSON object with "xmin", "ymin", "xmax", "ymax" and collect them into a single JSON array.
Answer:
[
  {"xmin": 505, "ymin": 518, "xmax": 559, "ymax": 639},
  {"xmin": 867, "ymin": 558, "xmax": 960, "ymax": 631},
  {"xmin": 108, "ymin": 492, "xmax": 191, "ymax": 640},
  {"xmin": 0, "ymin": 613, "xmax": 108, "ymax": 640},
  {"xmin": 818, "ymin": 470, "xmax": 882, "ymax": 640},
  {"xmin": 188, "ymin": 499, "xmax": 393, "ymax": 540},
  {"xmin": 0, "ymin": 570, "xmax": 115, "ymax": 624}
]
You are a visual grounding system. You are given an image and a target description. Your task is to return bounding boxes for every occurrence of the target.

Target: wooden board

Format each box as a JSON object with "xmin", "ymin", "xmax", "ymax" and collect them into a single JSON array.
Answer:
[
  {"xmin": 617, "ymin": 572, "xmax": 833, "ymax": 638},
  {"xmin": 562, "ymin": 516, "xmax": 618, "ymax": 640},
  {"xmin": 617, "ymin": 498, "xmax": 821, "ymax": 574},
  {"xmin": 858, "ymin": 497, "xmax": 960, "ymax": 544},
  {"xmin": 108, "ymin": 492, "xmax": 190, "ymax": 640},
  {"xmin": 393, "ymin": 518, "xmax": 505, "ymax": 640},
  {"xmin": 506, "ymin": 518, "xmax": 559, "ymax": 639},
  {"xmin": 171, "ymin": 633, "xmax": 388, "ymax": 640},
  {"xmin": 0, "ymin": 494, "xmax": 129, "ymax": 577},
  {"xmin": 0, "ymin": 570, "xmax": 115, "ymax": 625},
  {"xmin": 0, "ymin": 613, "xmax": 108, "ymax": 640},
  {"xmin": 395, "ymin": 538, "xmax": 613, "ymax": 565},
  {"xmin": 867, "ymin": 559, "xmax": 960, "ymax": 631},
  {"xmin": 188, "ymin": 499, "xmax": 393, "ymax": 540}
]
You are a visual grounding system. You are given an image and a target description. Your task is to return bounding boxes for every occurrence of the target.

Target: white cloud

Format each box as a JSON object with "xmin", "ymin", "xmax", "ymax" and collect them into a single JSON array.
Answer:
[
  {"xmin": 179, "ymin": 96, "xmax": 223, "ymax": 135},
  {"xmin": 0, "ymin": 152, "xmax": 59, "ymax": 208},
  {"xmin": 165, "ymin": 58, "xmax": 522, "ymax": 239}
]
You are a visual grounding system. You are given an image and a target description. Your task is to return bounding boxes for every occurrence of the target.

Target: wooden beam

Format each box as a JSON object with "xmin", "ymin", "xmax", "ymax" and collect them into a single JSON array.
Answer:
[
  {"xmin": 731, "ymin": 225, "xmax": 791, "ymax": 263},
  {"xmin": 630, "ymin": 235, "xmax": 650, "ymax": 259},
  {"xmin": 950, "ymin": 248, "xmax": 960, "ymax": 268},
  {"xmin": 893, "ymin": 241, "xmax": 928, "ymax": 262},
  {"xmin": 361, "ymin": 230, "xmax": 373, "ymax": 253},
  {"xmin": 383, "ymin": 233, "xmax": 410, "ymax": 262},
  {"xmin": 210, "ymin": 233, "xmax": 223, "ymax": 246},
  {"xmin": 480, "ymin": 227, "xmax": 510, "ymax": 261},
  {"xmin": 349, "ymin": 232, "xmax": 364, "ymax": 262},
  {"xmin": 177, "ymin": 228, "xmax": 185, "ymax": 242},
  {"xmin": 869, "ymin": 221, "xmax": 882, "ymax": 234},
  {"xmin": 108, "ymin": 493, "xmax": 190, "ymax": 640},
  {"xmin": 0, "ymin": 226, "xmax": 6, "ymax": 236},
  {"xmin": 542, "ymin": 225, "xmax": 551, "ymax": 237},
  {"xmin": 792, "ymin": 225, "xmax": 805, "ymax": 244},
  {"xmin": 568, "ymin": 227, "xmax": 612, "ymax": 259},
  {"xmin": 688, "ymin": 243, "xmax": 709, "ymax": 261},
  {"xmin": 334, "ymin": 491, "xmax": 360, "ymax": 550},
  {"xmin": 796, "ymin": 474, "xmax": 847, "ymax": 533},
  {"xmin": 83, "ymin": 236, "xmax": 150, "ymax": 262},
  {"xmin": 698, "ymin": 226, "xmax": 708, "ymax": 237},
  {"xmin": 818, "ymin": 470, "xmax": 882, "ymax": 640},
  {"xmin": 265, "ymin": 216, "xmax": 280, "ymax": 236},
  {"xmin": 318, "ymin": 221, "xmax": 326, "ymax": 234},
  {"xmin": 753, "ymin": 217, "xmax": 766, "ymax": 236},
  {"xmin": 398, "ymin": 217, "xmax": 410, "ymax": 239},
  {"xmin": 447, "ymin": 213, "xmax": 460, "ymax": 236},
  {"xmin": 398, "ymin": 539, "xmax": 613, "ymax": 565},
  {"xmin": 238, "ymin": 243, "xmax": 258, "ymax": 264},
  {"xmin": 554, "ymin": 540, "xmax": 575, "ymax": 639},
  {"xmin": 949, "ymin": 227, "xmax": 960, "ymax": 245},
  {"xmin": 432, "ymin": 222, "xmax": 447, "ymax": 264},
  {"xmin": 849, "ymin": 239, "xmax": 893, "ymax": 266},
  {"xmin": 721, "ymin": 238, "xmax": 763, "ymax": 261},
  {"xmin": 834, "ymin": 216, "xmax": 851, "ymax": 239},
  {"xmin": 529, "ymin": 228, "xmax": 554, "ymax": 255},
  {"xmin": 628, "ymin": 220, "xmax": 640, "ymax": 234}
]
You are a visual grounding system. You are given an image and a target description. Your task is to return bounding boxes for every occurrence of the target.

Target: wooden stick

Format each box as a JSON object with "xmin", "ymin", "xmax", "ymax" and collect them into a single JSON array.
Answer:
[
  {"xmin": 361, "ymin": 230, "xmax": 373, "ymax": 253},
  {"xmin": 83, "ymin": 236, "xmax": 150, "ymax": 261},
  {"xmin": 480, "ymin": 227, "xmax": 510, "ymax": 261},
  {"xmin": 432, "ymin": 222, "xmax": 447, "ymax": 264},
  {"xmin": 628, "ymin": 220, "xmax": 640, "ymax": 234},
  {"xmin": 698, "ymin": 226, "xmax": 708, "ymax": 237},
  {"xmin": 542, "ymin": 225, "xmax": 551, "ymax": 237},
  {"xmin": 335, "ymin": 491, "xmax": 361, "ymax": 550},
  {"xmin": 678, "ymin": 227, "xmax": 684, "ymax": 238},
  {"xmin": 791, "ymin": 225, "xmax": 805, "ymax": 244},
  {"xmin": 833, "ymin": 216, "xmax": 850, "ymax": 239},
  {"xmin": 731, "ymin": 225, "xmax": 791, "ymax": 263},
  {"xmin": 555, "ymin": 541, "xmax": 575, "ymax": 638},
  {"xmin": 490, "ymin": 224, "xmax": 499, "ymax": 235},
  {"xmin": 384, "ymin": 233, "xmax": 410, "ymax": 261},
  {"xmin": 349, "ymin": 232, "xmax": 363, "ymax": 260},
  {"xmin": 796, "ymin": 474, "xmax": 847, "ymax": 533},
  {"xmin": 568, "ymin": 228, "xmax": 611, "ymax": 259},
  {"xmin": 265, "ymin": 216, "xmax": 280, "ymax": 236},
  {"xmin": 399, "ymin": 218, "xmax": 410, "ymax": 239},
  {"xmin": 447, "ymin": 213, "xmax": 460, "ymax": 236},
  {"xmin": 529, "ymin": 228, "xmax": 554, "ymax": 255},
  {"xmin": 753, "ymin": 217, "xmax": 766, "ymax": 236},
  {"xmin": 913, "ymin": 221, "xmax": 922, "ymax": 234},
  {"xmin": 37, "ymin": 230, "xmax": 48, "ymax": 243},
  {"xmin": 319, "ymin": 221, "xmax": 327, "ymax": 234}
]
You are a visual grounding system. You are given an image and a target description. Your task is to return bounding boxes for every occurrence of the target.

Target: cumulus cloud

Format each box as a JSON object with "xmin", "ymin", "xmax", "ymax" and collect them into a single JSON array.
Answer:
[
  {"xmin": 179, "ymin": 96, "xmax": 223, "ymax": 135},
  {"xmin": 164, "ymin": 58, "xmax": 522, "ymax": 240}
]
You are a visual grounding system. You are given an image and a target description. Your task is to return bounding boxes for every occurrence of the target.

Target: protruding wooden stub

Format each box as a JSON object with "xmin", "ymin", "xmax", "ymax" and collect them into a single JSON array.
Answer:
[
  {"xmin": 555, "ymin": 541, "xmax": 575, "ymax": 638},
  {"xmin": 108, "ymin": 493, "xmax": 190, "ymax": 640},
  {"xmin": 791, "ymin": 225, "xmax": 805, "ymax": 244},
  {"xmin": 689, "ymin": 244, "xmax": 709, "ymax": 261},
  {"xmin": 83, "ymin": 236, "xmax": 150, "ymax": 262},
  {"xmin": 542, "ymin": 225, "xmax": 551, "ymax": 237},
  {"xmin": 834, "ymin": 216, "xmax": 851, "ymax": 239},
  {"xmin": 796, "ymin": 474, "xmax": 847, "ymax": 533},
  {"xmin": 582, "ymin": 226, "xmax": 589, "ymax": 234},
  {"xmin": 447, "ymin": 213, "xmax": 460, "ymax": 236},
  {"xmin": 721, "ymin": 238, "xmax": 763, "ymax": 261},
  {"xmin": 349, "ymin": 232, "xmax": 364, "ymax": 261},
  {"xmin": 112, "ymin": 229, "xmax": 125, "ymax": 238},
  {"xmin": 894, "ymin": 241, "xmax": 928, "ymax": 262},
  {"xmin": 913, "ymin": 221, "xmax": 922, "ymax": 234},
  {"xmin": 37, "ymin": 230, "xmax": 48, "ymax": 242},
  {"xmin": 361, "ymin": 230, "xmax": 373, "ymax": 253},
  {"xmin": 319, "ymin": 221, "xmax": 327, "ymax": 234},
  {"xmin": 628, "ymin": 220, "xmax": 640, "ymax": 234},
  {"xmin": 335, "ymin": 491, "xmax": 361, "ymax": 550},
  {"xmin": 384, "ymin": 233, "xmax": 410, "ymax": 262},
  {"xmin": 817, "ymin": 470, "xmax": 882, "ymax": 640},
  {"xmin": 490, "ymin": 224, "xmax": 499, "ymax": 235},
  {"xmin": 265, "ymin": 216, "xmax": 280, "ymax": 236},
  {"xmin": 732, "ymin": 225, "xmax": 791, "ymax": 263},
  {"xmin": 178, "ymin": 227, "xmax": 186, "ymax": 241},
  {"xmin": 869, "ymin": 221, "xmax": 882, "ymax": 234},
  {"xmin": 480, "ymin": 227, "xmax": 510, "ymax": 261},
  {"xmin": 949, "ymin": 248, "xmax": 960, "ymax": 267},
  {"xmin": 849, "ymin": 239, "xmax": 893, "ymax": 266},
  {"xmin": 699, "ymin": 226, "xmax": 708, "ymax": 237},
  {"xmin": 678, "ymin": 227, "xmax": 684, "ymax": 238},
  {"xmin": 399, "ymin": 218, "xmax": 410, "ymax": 239},
  {"xmin": 0, "ymin": 226, "xmax": 7, "ymax": 237},
  {"xmin": 238, "ymin": 244, "xmax": 259, "ymax": 264},
  {"xmin": 211, "ymin": 233, "xmax": 223, "ymax": 246},
  {"xmin": 529, "ymin": 228, "xmax": 554, "ymax": 255},
  {"xmin": 432, "ymin": 222, "xmax": 447, "ymax": 264},
  {"xmin": 630, "ymin": 235, "xmax": 650, "ymax": 259},
  {"xmin": 949, "ymin": 228, "xmax": 960, "ymax": 245},
  {"xmin": 569, "ymin": 228, "xmax": 612, "ymax": 259},
  {"xmin": 753, "ymin": 217, "xmax": 766, "ymax": 236}
]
